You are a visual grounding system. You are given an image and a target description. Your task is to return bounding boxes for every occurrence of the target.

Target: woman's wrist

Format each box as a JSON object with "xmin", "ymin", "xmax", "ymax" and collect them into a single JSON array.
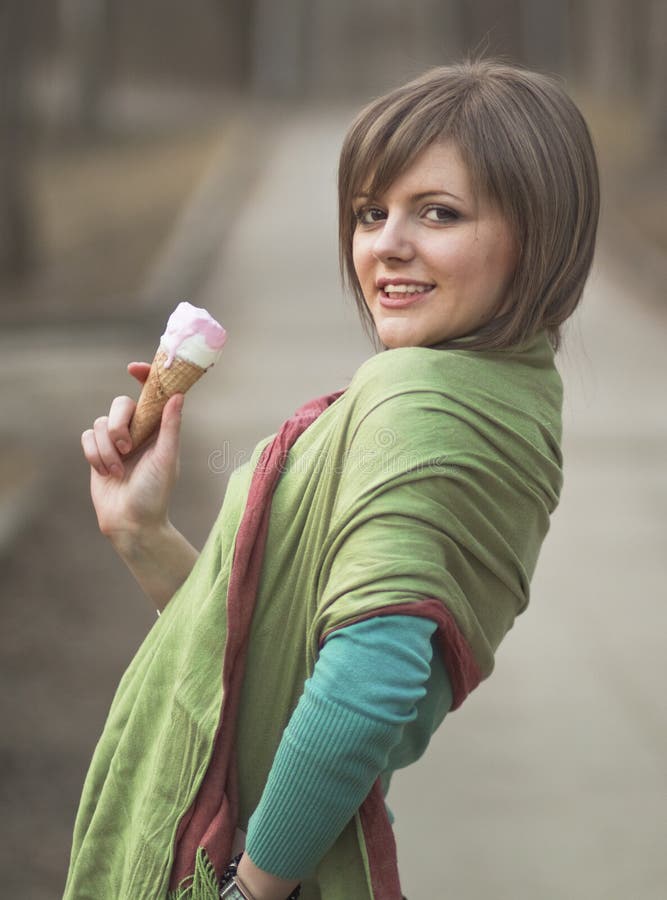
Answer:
[
  {"xmin": 108, "ymin": 519, "xmax": 199, "ymax": 611},
  {"xmin": 107, "ymin": 517, "xmax": 173, "ymax": 560},
  {"xmin": 235, "ymin": 852, "xmax": 301, "ymax": 900}
]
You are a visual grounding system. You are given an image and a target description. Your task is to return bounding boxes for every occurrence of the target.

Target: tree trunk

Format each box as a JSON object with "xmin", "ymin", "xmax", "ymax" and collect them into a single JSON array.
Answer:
[
  {"xmin": 250, "ymin": 0, "xmax": 310, "ymax": 98},
  {"xmin": 587, "ymin": 0, "xmax": 632, "ymax": 98},
  {"xmin": 456, "ymin": 0, "xmax": 523, "ymax": 60},
  {"xmin": 647, "ymin": 0, "xmax": 667, "ymax": 144},
  {"xmin": 0, "ymin": 0, "xmax": 34, "ymax": 281},
  {"xmin": 519, "ymin": 0, "xmax": 569, "ymax": 73},
  {"xmin": 220, "ymin": 0, "xmax": 255, "ymax": 89},
  {"xmin": 413, "ymin": 0, "xmax": 466, "ymax": 66},
  {"xmin": 60, "ymin": 0, "xmax": 113, "ymax": 133}
]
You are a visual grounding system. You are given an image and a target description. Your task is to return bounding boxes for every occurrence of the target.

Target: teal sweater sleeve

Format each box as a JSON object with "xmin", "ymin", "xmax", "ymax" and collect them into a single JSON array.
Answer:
[{"xmin": 245, "ymin": 614, "xmax": 450, "ymax": 879}]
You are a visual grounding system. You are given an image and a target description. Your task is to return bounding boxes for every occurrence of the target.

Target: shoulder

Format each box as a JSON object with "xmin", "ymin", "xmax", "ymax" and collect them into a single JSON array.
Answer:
[
  {"xmin": 336, "ymin": 349, "xmax": 476, "ymax": 470},
  {"xmin": 344, "ymin": 343, "xmax": 508, "ymax": 430},
  {"xmin": 344, "ymin": 348, "xmax": 465, "ymax": 431},
  {"xmin": 349, "ymin": 346, "xmax": 462, "ymax": 398},
  {"xmin": 350, "ymin": 331, "xmax": 560, "ymax": 394},
  {"xmin": 340, "ymin": 333, "xmax": 563, "ymax": 463}
]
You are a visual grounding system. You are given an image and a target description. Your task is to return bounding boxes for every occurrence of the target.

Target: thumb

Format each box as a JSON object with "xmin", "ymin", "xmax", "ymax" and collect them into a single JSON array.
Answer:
[{"xmin": 153, "ymin": 394, "xmax": 184, "ymax": 471}]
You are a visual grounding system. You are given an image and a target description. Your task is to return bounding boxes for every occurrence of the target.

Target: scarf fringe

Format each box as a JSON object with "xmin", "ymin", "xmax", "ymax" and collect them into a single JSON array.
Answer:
[{"xmin": 167, "ymin": 847, "xmax": 219, "ymax": 900}]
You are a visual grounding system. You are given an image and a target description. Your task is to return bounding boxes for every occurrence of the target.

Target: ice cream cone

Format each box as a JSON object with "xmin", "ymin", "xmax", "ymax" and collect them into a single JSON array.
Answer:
[{"xmin": 129, "ymin": 348, "xmax": 206, "ymax": 448}]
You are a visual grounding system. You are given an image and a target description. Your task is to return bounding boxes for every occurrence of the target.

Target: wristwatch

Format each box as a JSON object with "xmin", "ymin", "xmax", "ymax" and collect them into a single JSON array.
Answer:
[
  {"xmin": 219, "ymin": 876, "xmax": 253, "ymax": 900},
  {"xmin": 219, "ymin": 853, "xmax": 301, "ymax": 900}
]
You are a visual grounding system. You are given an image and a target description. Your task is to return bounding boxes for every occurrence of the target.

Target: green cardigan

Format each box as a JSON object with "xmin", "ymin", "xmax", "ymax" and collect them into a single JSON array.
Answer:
[{"xmin": 64, "ymin": 332, "xmax": 563, "ymax": 899}]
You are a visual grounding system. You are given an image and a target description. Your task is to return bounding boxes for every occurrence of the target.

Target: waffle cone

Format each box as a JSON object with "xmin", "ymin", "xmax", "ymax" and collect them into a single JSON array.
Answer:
[{"xmin": 129, "ymin": 349, "xmax": 206, "ymax": 448}]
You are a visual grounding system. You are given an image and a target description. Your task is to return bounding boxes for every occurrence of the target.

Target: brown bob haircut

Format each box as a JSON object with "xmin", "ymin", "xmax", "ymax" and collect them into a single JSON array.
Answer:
[{"xmin": 338, "ymin": 59, "xmax": 600, "ymax": 353}]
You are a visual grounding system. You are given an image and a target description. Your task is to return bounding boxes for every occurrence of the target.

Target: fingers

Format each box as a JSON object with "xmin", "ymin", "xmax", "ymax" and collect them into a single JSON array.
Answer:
[
  {"xmin": 81, "ymin": 390, "xmax": 184, "ymax": 479},
  {"xmin": 81, "ymin": 416, "xmax": 124, "ymax": 478},
  {"xmin": 107, "ymin": 395, "xmax": 136, "ymax": 455},
  {"xmin": 127, "ymin": 361, "xmax": 151, "ymax": 385},
  {"xmin": 81, "ymin": 392, "xmax": 137, "ymax": 476},
  {"xmin": 81, "ymin": 427, "xmax": 108, "ymax": 476}
]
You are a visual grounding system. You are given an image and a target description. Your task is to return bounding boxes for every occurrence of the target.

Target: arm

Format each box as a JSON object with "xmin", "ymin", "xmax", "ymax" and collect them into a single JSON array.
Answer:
[
  {"xmin": 108, "ymin": 520, "xmax": 198, "ymax": 613},
  {"xmin": 81, "ymin": 363, "xmax": 199, "ymax": 611},
  {"xmin": 236, "ymin": 615, "xmax": 450, "ymax": 898}
]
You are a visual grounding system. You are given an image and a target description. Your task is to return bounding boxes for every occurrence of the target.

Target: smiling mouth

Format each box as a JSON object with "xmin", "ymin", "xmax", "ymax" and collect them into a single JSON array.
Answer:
[{"xmin": 379, "ymin": 283, "xmax": 435, "ymax": 307}]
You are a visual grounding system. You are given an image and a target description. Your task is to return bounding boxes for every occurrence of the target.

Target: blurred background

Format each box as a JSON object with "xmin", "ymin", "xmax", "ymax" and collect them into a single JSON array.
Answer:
[{"xmin": 1, "ymin": 2, "xmax": 665, "ymax": 898}]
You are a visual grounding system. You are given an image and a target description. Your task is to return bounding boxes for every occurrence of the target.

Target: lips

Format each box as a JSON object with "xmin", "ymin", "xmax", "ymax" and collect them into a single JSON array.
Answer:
[
  {"xmin": 376, "ymin": 279, "xmax": 435, "ymax": 309},
  {"xmin": 376, "ymin": 278, "xmax": 435, "ymax": 290}
]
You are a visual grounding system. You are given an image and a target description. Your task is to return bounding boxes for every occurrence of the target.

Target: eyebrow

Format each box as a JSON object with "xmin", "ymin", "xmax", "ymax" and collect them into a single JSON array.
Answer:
[{"xmin": 354, "ymin": 189, "xmax": 464, "ymax": 203}]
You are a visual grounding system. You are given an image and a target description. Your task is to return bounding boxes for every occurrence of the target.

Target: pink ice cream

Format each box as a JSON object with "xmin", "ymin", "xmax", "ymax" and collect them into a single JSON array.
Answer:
[{"xmin": 160, "ymin": 301, "xmax": 227, "ymax": 369}]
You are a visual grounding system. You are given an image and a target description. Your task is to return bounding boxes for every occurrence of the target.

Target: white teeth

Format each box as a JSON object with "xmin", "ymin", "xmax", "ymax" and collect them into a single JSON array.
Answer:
[{"xmin": 383, "ymin": 284, "xmax": 433, "ymax": 294}]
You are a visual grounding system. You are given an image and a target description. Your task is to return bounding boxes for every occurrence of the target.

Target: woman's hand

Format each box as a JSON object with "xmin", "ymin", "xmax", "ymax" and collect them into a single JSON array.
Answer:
[
  {"xmin": 81, "ymin": 363, "xmax": 199, "ymax": 610},
  {"xmin": 82, "ymin": 362, "xmax": 182, "ymax": 541}
]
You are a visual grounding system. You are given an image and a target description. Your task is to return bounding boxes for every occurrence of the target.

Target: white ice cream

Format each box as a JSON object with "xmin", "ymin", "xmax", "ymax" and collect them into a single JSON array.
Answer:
[{"xmin": 159, "ymin": 301, "xmax": 227, "ymax": 369}]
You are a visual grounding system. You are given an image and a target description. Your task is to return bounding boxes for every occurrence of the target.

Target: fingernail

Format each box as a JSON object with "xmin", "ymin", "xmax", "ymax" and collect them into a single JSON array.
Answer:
[
  {"xmin": 110, "ymin": 464, "xmax": 123, "ymax": 478},
  {"xmin": 116, "ymin": 440, "xmax": 130, "ymax": 454}
]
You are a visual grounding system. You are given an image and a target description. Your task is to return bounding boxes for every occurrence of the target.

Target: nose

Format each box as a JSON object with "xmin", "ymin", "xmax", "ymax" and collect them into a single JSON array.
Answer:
[{"xmin": 372, "ymin": 213, "xmax": 415, "ymax": 262}]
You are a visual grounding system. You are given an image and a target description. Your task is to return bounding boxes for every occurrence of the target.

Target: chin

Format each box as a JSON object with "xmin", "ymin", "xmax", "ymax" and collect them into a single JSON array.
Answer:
[
  {"xmin": 380, "ymin": 336, "xmax": 409, "ymax": 349},
  {"xmin": 377, "ymin": 326, "xmax": 439, "ymax": 350},
  {"xmin": 375, "ymin": 321, "xmax": 421, "ymax": 349}
]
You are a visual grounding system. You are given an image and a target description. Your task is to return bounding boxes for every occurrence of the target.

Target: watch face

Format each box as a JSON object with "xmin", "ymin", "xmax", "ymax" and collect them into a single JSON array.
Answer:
[{"xmin": 219, "ymin": 880, "xmax": 247, "ymax": 900}]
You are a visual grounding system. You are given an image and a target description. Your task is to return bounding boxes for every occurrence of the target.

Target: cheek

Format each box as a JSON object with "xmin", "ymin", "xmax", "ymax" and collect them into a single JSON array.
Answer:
[
  {"xmin": 481, "ymin": 222, "xmax": 518, "ymax": 280},
  {"xmin": 429, "ymin": 235, "xmax": 479, "ymax": 280},
  {"xmin": 482, "ymin": 240, "xmax": 518, "ymax": 300},
  {"xmin": 352, "ymin": 237, "xmax": 371, "ymax": 285},
  {"xmin": 499, "ymin": 235, "xmax": 519, "ymax": 283},
  {"xmin": 444, "ymin": 231, "xmax": 515, "ymax": 288}
]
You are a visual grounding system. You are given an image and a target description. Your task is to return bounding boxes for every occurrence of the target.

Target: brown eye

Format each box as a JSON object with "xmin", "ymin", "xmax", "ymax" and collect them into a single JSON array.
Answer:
[
  {"xmin": 354, "ymin": 206, "xmax": 386, "ymax": 225},
  {"xmin": 424, "ymin": 205, "xmax": 459, "ymax": 222}
]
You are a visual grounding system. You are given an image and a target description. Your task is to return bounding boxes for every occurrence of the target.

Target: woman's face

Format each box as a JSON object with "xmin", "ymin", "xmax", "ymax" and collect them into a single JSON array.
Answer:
[{"xmin": 351, "ymin": 140, "xmax": 518, "ymax": 348}]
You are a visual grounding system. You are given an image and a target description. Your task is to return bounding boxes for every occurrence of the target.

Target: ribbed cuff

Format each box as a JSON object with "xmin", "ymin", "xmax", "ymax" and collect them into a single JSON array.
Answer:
[{"xmin": 245, "ymin": 681, "xmax": 401, "ymax": 879}]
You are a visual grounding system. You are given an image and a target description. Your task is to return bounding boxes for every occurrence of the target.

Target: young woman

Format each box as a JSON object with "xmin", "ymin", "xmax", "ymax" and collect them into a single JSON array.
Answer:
[{"xmin": 68, "ymin": 60, "xmax": 599, "ymax": 899}]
